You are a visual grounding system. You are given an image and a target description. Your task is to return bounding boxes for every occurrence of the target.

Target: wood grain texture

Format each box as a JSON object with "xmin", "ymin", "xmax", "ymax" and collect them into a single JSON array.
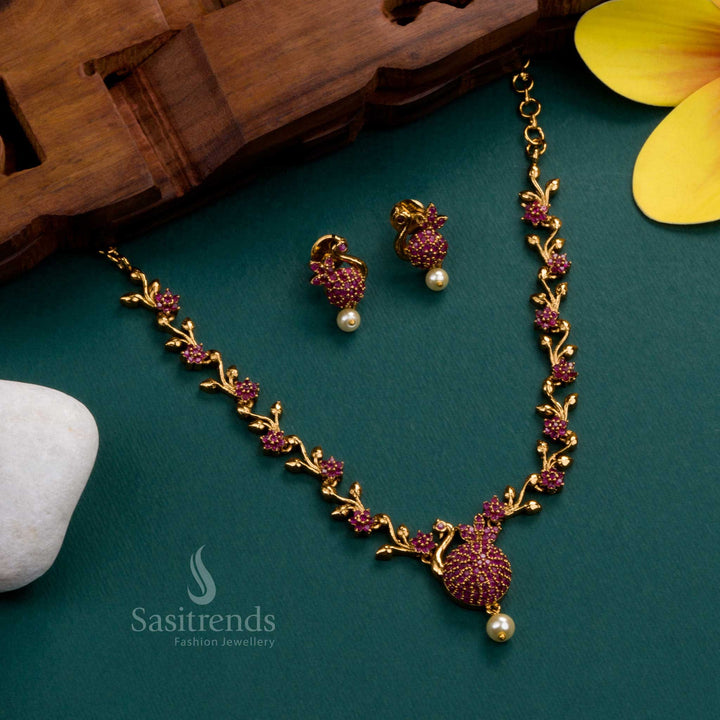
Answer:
[{"xmin": 0, "ymin": 0, "xmax": 603, "ymax": 281}]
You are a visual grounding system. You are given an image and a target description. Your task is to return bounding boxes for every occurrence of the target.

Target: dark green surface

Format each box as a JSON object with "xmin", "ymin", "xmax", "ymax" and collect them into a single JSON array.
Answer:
[{"xmin": 1, "ymin": 56, "xmax": 718, "ymax": 719}]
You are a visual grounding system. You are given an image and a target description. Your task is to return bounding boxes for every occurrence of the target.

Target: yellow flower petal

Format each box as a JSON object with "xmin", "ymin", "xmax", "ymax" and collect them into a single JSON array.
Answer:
[
  {"xmin": 575, "ymin": 0, "xmax": 720, "ymax": 106},
  {"xmin": 633, "ymin": 75, "xmax": 720, "ymax": 223}
]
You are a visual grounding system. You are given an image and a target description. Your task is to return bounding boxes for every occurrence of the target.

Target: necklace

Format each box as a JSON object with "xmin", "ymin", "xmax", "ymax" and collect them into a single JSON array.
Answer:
[{"xmin": 101, "ymin": 63, "xmax": 577, "ymax": 643}]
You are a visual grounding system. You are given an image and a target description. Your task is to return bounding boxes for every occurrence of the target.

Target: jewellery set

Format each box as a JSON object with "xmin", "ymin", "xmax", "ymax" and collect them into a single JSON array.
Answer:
[{"xmin": 101, "ymin": 63, "xmax": 577, "ymax": 643}]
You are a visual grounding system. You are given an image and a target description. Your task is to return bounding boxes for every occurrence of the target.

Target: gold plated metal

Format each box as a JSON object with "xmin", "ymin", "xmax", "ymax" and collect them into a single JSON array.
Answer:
[
  {"xmin": 310, "ymin": 234, "xmax": 368, "ymax": 278},
  {"xmin": 390, "ymin": 199, "xmax": 429, "ymax": 261},
  {"xmin": 390, "ymin": 199, "xmax": 449, "ymax": 291},
  {"xmin": 101, "ymin": 61, "xmax": 577, "ymax": 640},
  {"xmin": 309, "ymin": 234, "xmax": 368, "ymax": 332}
]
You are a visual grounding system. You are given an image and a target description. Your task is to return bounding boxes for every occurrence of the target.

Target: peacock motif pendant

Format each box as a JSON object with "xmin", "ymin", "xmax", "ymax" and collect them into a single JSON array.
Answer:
[
  {"xmin": 438, "ymin": 518, "xmax": 512, "ymax": 609},
  {"xmin": 374, "ymin": 497, "xmax": 513, "ymax": 617}
]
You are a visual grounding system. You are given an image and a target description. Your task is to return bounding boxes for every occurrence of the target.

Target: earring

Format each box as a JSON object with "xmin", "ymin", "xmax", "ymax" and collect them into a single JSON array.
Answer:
[
  {"xmin": 309, "ymin": 234, "xmax": 368, "ymax": 332},
  {"xmin": 390, "ymin": 199, "xmax": 449, "ymax": 291}
]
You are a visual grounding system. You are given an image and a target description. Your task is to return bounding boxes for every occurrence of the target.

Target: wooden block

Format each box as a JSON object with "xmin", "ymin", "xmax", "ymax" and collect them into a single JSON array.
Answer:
[{"xmin": 0, "ymin": 0, "xmax": 603, "ymax": 281}]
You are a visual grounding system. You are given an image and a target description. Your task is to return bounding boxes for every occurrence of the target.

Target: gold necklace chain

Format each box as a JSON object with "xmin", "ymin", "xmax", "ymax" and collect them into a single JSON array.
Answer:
[{"xmin": 101, "ymin": 63, "xmax": 577, "ymax": 643}]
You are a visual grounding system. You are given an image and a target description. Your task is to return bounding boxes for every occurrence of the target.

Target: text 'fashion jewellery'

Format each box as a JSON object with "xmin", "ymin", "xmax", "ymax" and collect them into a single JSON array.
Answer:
[
  {"xmin": 101, "ymin": 62, "xmax": 577, "ymax": 642},
  {"xmin": 390, "ymin": 199, "xmax": 449, "ymax": 291},
  {"xmin": 309, "ymin": 234, "xmax": 367, "ymax": 332}
]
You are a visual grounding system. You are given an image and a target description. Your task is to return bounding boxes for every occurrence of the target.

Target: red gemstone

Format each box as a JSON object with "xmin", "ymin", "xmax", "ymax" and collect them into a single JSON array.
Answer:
[{"xmin": 442, "ymin": 543, "xmax": 511, "ymax": 608}]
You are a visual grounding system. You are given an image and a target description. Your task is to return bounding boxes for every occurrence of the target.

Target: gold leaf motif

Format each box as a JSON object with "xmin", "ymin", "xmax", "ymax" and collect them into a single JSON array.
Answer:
[
  {"xmin": 165, "ymin": 337, "xmax": 183, "ymax": 349},
  {"xmin": 524, "ymin": 500, "xmax": 542, "ymax": 514},
  {"xmin": 120, "ymin": 293, "xmax": 144, "ymax": 306},
  {"xmin": 284, "ymin": 458, "xmax": 305, "ymax": 472},
  {"xmin": 331, "ymin": 502, "xmax": 353, "ymax": 516},
  {"xmin": 545, "ymin": 178, "xmax": 560, "ymax": 193},
  {"xmin": 199, "ymin": 379, "xmax": 219, "ymax": 392}
]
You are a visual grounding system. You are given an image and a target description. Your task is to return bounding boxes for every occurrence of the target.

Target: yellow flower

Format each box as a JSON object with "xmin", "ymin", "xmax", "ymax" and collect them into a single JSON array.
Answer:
[{"xmin": 575, "ymin": 0, "xmax": 720, "ymax": 224}]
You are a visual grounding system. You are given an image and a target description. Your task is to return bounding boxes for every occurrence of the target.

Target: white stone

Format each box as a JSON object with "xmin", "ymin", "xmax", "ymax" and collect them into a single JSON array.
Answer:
[{"xmin": 0, "ymin": 380, "xmax": 98, "ymax": 592}]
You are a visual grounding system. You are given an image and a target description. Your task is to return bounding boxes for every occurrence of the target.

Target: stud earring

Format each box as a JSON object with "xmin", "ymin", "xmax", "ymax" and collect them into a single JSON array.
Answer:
[
  {"xmin": 390, "ymin": 199, "xmax": 449, "ymax": 291},
  {"xmin": 309, "ymin": 234, "xmax": 368, "ymax": 332}
]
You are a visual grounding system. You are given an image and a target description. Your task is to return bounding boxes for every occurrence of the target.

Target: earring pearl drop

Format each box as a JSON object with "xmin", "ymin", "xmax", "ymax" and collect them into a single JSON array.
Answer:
[
  {"xmin": 337, "ymin": 308, "xmax": 361, "ymax": 332},
  {"xmin": 310, "ymin": 234, "xmax": 367, "ymax": 333},
  {"xmin": 425, "ymin": 267, "xmax": 449, "ymax": 292},
  {"xmin": 391, "ymin": 200, "xmax": 449, "ymax": 291}
]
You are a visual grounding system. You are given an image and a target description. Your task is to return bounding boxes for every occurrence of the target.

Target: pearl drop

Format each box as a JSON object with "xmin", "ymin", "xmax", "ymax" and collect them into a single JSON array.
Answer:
[
  {"xmin": 336, "ymin": 308, "xmax": 361, "ymax": 332},
  {"xmin": 486, "ymin": 613, "xmax": 515, "ymax": 643},
  {"xmin": 425, "ymin": 267, "xmax": 449, "ymax": 292}
]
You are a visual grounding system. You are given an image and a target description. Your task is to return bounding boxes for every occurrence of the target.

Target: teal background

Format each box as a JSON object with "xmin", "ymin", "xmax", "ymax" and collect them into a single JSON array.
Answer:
[{"xmin": 1, "ymin": 55, "xmax": 718, "ymax": 718}]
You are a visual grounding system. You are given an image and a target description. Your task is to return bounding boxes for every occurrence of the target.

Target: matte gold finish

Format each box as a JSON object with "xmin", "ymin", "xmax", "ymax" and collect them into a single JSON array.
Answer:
[
  {"xmin": 390, "ymin": 199, "xmax": 449, "ymax": 264},
  {"xmin": 391, "ymin": 199, "xmax": 430, "ymax": 260},
  {"xmin": 310, "ymin": 234, "xmax": 368, "ymax": 279}
]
